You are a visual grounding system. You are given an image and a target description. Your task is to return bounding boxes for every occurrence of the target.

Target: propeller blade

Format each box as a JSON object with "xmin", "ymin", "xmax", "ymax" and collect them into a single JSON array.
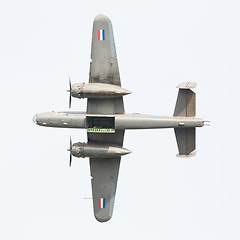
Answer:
[
  {"xmin": 69, "ymin": 152, "xmax": 72, "ymax": 167},
  {"xmin": 68, "ymin": 78, "xmax": 72, "ymax": 109},
  {"xmin": 69, "ymin": 136, "xmax": 73, "ymax": 167},
  {"xmin": 69, "ymin": 92, "xmax": 72, "ymax": 109},
  {"xmin": 69, "ymin": 77, "xmax": 72, "ymax": 91}
]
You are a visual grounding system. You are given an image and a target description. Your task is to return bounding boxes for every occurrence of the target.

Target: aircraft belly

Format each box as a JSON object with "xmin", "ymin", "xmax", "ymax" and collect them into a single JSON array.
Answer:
[
  {"xmin": 35, "ymin": 112, "xmax": 203, "ymax": 129},
  {"xmin": 115, "ymin": 116, "xmax": 204, "ymax": 129}
]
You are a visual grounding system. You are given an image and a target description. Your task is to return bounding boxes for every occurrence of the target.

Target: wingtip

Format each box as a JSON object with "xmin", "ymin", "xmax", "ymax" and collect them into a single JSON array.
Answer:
[
  {"xmin": 94, "ymin": 14, "xmax": 111, "ymax": 23},
  {"xmin": 94, "ymin": 215, "xmax": 112, "ymax": 223}
]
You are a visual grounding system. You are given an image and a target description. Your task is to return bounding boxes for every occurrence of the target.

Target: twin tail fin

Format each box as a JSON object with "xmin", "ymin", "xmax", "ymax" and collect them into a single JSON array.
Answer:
[{"xmin": 174, "ymin": 82, "xmax": 197, "ymax": 157}]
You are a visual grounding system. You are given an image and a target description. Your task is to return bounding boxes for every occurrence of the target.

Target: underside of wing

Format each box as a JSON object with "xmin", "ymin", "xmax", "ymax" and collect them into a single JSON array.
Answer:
[
  {"xmin": 87, "ymin": 14, "xmax": 124, "ymax": 114},
  {"xmin": 90, "ymin": 157, "xmax": 121, "ymax": 222},
  {"xmin": 88, "ymin": 130, "xmax": 124, "ymax": 222},
  {"xmin": 89, "ymin": 14, "xmax": 120, "ymax": 86}
]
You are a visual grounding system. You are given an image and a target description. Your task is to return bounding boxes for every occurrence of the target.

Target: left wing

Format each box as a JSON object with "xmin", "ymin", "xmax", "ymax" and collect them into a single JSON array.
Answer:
[{"xmin": 89, "ymin": 14, "xmax": 120, "ymax": 86}]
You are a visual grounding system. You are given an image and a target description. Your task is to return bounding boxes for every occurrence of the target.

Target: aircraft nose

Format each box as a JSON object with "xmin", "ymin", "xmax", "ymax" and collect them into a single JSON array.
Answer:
[{"xmin": 33, "ymin": 114, "xmax": 37, "ymax": 124}]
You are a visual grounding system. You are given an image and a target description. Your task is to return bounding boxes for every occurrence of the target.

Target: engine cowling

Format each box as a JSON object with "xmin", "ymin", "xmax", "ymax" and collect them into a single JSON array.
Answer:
[
  {"xmin": 70, "ymin": 82, "xmax": 131, "ymax": 99},
  {"xmin": 69, "ymin": 142, "xmax": 131, "ymax": 158}
]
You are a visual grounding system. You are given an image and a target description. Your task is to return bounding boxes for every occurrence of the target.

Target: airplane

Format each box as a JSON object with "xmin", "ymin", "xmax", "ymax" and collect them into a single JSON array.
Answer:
[{"xmin": 33, "ymin": 14, "xmax": 208, "ymax": 222}]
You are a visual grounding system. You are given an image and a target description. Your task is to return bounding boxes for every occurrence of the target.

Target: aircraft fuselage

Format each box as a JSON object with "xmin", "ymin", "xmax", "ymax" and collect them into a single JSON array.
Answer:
[{"xmin": 33, "ymin": 111, "xmax": 204, "ymax": 130}]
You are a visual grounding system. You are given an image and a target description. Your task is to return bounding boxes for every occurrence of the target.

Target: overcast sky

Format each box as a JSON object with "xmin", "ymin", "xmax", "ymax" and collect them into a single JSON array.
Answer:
[{"xmin": 1, "ymin": 0, "xmax": 240, "ymax": 239}]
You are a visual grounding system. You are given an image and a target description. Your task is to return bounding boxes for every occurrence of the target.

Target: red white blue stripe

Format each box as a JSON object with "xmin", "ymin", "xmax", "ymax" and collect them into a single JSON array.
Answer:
[
  {"xmin": 98, "ymin": 198, "xmax": 105, "ymax": 208},
  {"xmin": 98, "ymin": 30, "xmax": 105, "ymax": 41}
]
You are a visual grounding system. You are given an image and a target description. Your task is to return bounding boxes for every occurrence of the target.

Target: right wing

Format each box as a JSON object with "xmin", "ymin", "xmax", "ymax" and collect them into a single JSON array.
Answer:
[
  {"xmin": 90, "ymin": 157, "xmax": 121, "ymax": 222},
  {"xmin": 88, "ymin": 130, "xmax": 125, "ymax": 222}
]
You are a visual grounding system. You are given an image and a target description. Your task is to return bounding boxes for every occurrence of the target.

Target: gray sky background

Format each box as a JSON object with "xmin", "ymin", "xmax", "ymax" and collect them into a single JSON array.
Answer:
[{"xmin": 1, "ymin": 0, "xmax": 240, "ymax": 239}]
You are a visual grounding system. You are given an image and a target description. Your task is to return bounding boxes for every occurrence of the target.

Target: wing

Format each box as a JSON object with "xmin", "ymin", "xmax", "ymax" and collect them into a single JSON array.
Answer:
[
  {"xmin": 87, "ymin": 14, "xmax": 124, "ymax": 114},
  {"xmin": 88, "ymin": 130, "xmax": 124, "ymax": 222},
  {"xmin": 87, "ymin": 15, "xmax": 125, "ymax": 222},
  {"xmin": 90, "ymin": 157, "xmax": 120, "ymax": 222}
]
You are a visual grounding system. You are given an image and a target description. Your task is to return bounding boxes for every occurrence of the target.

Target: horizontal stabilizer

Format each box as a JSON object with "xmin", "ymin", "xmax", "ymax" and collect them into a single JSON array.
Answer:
[
  {"xmin": 174, "ymin": 82, "xmax": 196, "ymax": 117},
  {"xmin": 174, "ymin": 128, "xmax": 196, "ymax": 157}
]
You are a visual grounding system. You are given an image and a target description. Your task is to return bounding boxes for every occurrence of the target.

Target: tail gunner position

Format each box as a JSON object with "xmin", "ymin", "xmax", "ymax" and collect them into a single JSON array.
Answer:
[{"xmin": 33, "ymin": 14, "xmax": 208, "ymax": 222}]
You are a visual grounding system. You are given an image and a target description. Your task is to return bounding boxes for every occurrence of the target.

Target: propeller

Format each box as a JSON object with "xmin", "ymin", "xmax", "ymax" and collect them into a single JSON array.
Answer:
[
  {"xmin": 67, "ymin": 78, "xmax": 72, "ymax": 109},
  {"xmin": 67, "ymin": 136, "xmax": 73, "ymax": 167}
]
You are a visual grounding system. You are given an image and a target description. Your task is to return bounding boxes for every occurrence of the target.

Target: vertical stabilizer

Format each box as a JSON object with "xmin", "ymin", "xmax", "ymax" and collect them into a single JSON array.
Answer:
[
  {"xmin": 174, "ymin": 82, "xmax": 197, "ymax": 157},
  {"xmin": 174, "ymin": 128, "xmax": 196, "ymax": 157},
  {"xmin": 173, "ymin": 82, "xmax": 196, "ymax": 117}
]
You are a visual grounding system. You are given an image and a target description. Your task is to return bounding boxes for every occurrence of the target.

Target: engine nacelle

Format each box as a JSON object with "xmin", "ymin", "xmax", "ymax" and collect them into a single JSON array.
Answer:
[
  {"xmin": 70, "ymin": 82, "xmax": 131, "ymax": 99},
  {"xmin": 69, "ymin": 142, "xmax": 131, "ymax": 158}
]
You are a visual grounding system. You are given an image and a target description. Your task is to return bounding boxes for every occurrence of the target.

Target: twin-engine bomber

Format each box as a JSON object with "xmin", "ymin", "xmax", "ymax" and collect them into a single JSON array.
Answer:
[{"xmin": 33, "ymin": 14, "xmax": 208, "ymax": 222}]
